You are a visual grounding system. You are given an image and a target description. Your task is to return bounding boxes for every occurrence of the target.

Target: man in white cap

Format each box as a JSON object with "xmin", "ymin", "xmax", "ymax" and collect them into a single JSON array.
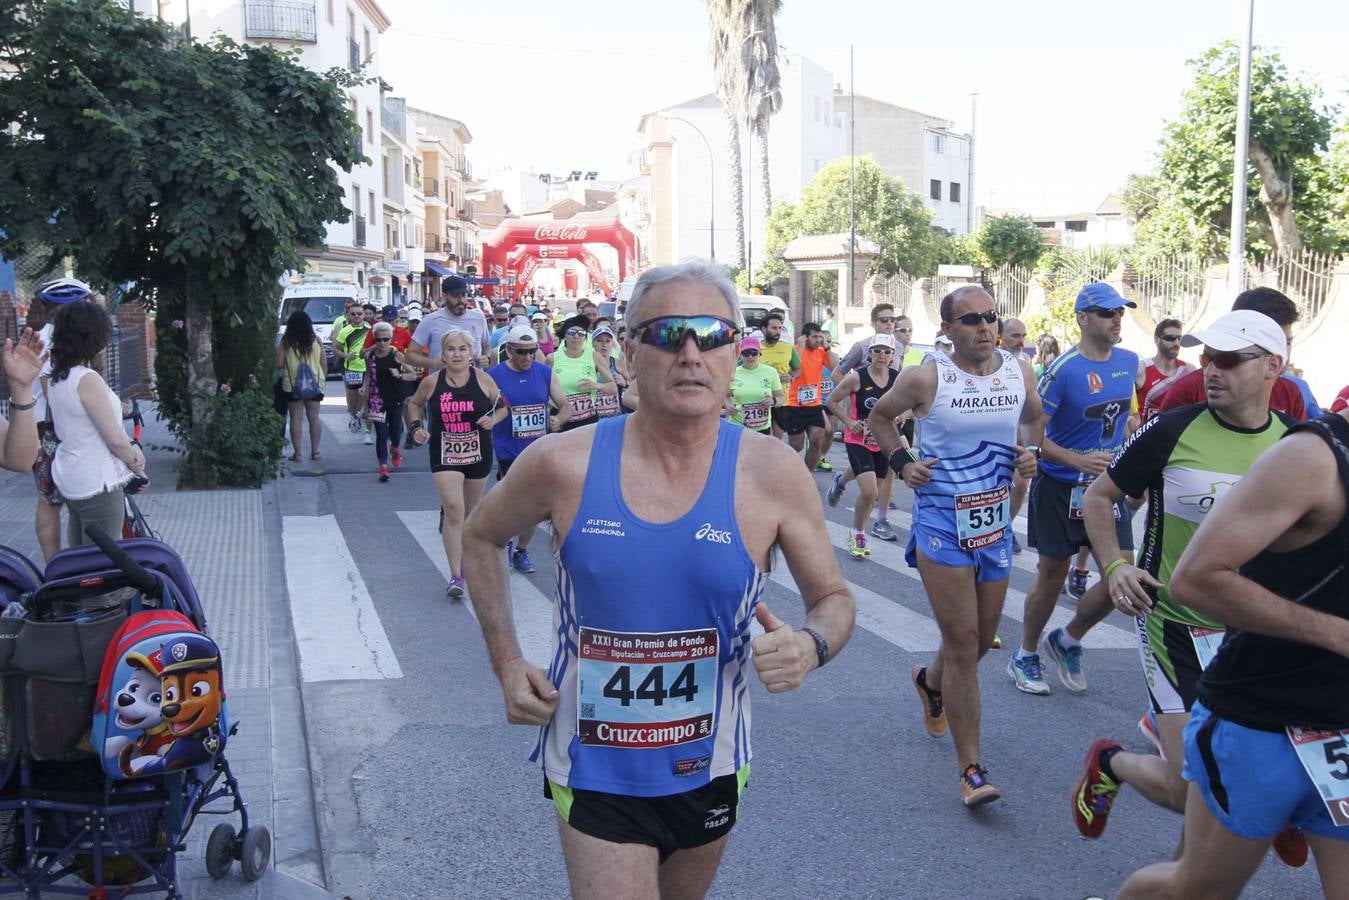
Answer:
[
  {"xmin": 486, "ymin": 323, "xmax": 571, "ymax": 573},
  {"xmin": 1070, "ymin": 310, "xmax": 1306, "ymax": 867}
]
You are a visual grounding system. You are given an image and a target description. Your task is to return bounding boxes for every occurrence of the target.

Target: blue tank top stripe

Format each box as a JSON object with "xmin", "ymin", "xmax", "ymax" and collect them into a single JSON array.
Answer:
[{"xmin": 540, "ymin": 418, "xmax": 766, "ymax": 795}]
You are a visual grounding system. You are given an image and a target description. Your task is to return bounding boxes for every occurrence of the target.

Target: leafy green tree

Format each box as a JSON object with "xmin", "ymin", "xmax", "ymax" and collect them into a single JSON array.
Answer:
[
  {"xmin": 0, "ymin": 0, "xmax": 363, "ymax": 485},
  {"xmin": 976, "ymin": 215, "xmax": 1045, "ymax": 268},
  {"xmin": 760, "ymin": 156, "xmax": 942, "ymax": 283},
  {"xmin": 1137, "ymin": 42, "xmax": 1338, "ymax": 260}
]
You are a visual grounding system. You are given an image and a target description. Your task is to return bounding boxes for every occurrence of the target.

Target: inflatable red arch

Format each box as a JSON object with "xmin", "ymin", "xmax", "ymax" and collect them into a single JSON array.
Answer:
[
  {"xmin": 480, "ymin": 218, "xmax": 636, "ymax": 298},
  {"xmin": 507, "ymin": 244, "xmax": 611, "ymax": 297}
]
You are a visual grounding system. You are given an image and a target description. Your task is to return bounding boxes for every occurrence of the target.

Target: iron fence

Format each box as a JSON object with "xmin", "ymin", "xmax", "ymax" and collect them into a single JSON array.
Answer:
[
  {"xmin": 243, "ymin": 0, "xmax": 317, "ymax": 41},
  {"xmin": 1123, "ymin": 256, "xmax": 1209, "ymax": 326},
  {"xmin": 990, "ymin": 265, "xmax": 1032, "ymax": 319},
  {"xmin": 872, "ymin": 272, "xmax": 914, "ymax": 315},
  {"xmin": 1245, "ymin": 249, "xmax": 1338, "ymax": 327}
]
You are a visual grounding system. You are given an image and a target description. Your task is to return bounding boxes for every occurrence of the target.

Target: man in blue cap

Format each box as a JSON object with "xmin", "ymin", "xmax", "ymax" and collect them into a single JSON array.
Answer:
[{"xmin": 1010, "ymin": 283, "xmax": 1141, "ymax": 697}]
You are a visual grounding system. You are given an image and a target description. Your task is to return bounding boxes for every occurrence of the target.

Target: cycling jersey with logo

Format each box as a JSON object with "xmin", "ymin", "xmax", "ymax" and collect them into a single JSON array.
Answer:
[
  {"xmin": 553, "ymin": 347, "xmax": 599, "ymax": 424},
  {"xmin": 1036, "ymin": 345, "xmax": 1140, "ymax": 483},
  {"xmin": 537, "ymin": 418, "xmax": 764, "ymax": 797},
  {"xmin": 729, "ymin": 364, "xmax": 779, "ymax": 430},
  {"xmin": 789, "ymin": 347, "xmax": 829, "ymax": 407},
  {"xmin": 844, "ymin": 366, "xmax": 897, "ymax": 452},
  {"xmin": 487, "ymin": 360, "xmax": 554, "ymax": 462},
  {"xmin": 913, "ymin": 350, "xmax": 1024, "ymax": 537}
]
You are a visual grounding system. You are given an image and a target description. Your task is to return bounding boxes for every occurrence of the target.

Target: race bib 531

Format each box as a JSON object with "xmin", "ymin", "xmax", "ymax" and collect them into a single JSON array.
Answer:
[{"xmin": 955, "ymin": 485, "xmax": 1011, "ymax": 550}]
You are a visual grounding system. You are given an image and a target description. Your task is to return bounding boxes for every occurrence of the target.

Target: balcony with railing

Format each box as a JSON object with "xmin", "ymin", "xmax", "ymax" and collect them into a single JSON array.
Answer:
[
  {"xmin": 425, "ymin": 235, "xmax": 442, "ymax": 253},
  {"xmin": 244, "ymin": 0, "xmax": 317, "ymax": 41},
  {"xmin": 348, "ymin": 37, "xmax": 361, "ymax": 71},
  {"xmin": 353, "ymin": 215, "xmax": 366, "ymax": 248},
  {"xmin": 423, "ymin": 177, "xmax": 442, "ymax": 204}
]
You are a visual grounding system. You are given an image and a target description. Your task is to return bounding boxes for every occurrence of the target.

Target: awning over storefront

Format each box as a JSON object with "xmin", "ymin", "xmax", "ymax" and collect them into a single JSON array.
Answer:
[{"xmin": 425, "ymin": 262, "xmax": 454, "ymax": 278}]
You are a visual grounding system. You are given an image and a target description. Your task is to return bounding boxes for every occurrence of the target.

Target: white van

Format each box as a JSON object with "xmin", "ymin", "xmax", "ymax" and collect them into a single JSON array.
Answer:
[
  {"xmin": 276, "ymin": 280, "xmax": 365, "ymax": 376},
  {"xmin": 737, "ymin": 295, "xmax": 778, "ymax": 331}
]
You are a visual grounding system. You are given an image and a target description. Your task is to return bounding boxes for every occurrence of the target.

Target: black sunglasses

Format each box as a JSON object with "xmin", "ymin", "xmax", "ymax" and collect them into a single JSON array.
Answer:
[
  {"xmin": 741, "ymin": 349, "xmax": 761, "ymax": 357},
  {"xmin": 634, "ymin": 316, "xmax": 739, "ymax": 353},
  {"xmin": 510, "ymin": 346, "xmax": 537, "ymax": 357},
  {"xmin": 1089, "ymin": 307, "xmax": 1124, "ymax": 319},
  {"xmin": 1205, "ymin": 350, "xmax": 1267, "ymax": 370},
  {"xmin": 374, "ymin": 337, "xmax": 392, "ymax": 343},
  {"xmin": 952, "ymin": 311, "xmax": 998, "ymax": 326},
  {"xmin": 1158, "ymin": 334, "xmax": 1182, "ymax": 343},
  {"xmin": 875, "ymin": 316, "xmax": 895, "ymax": 324}
]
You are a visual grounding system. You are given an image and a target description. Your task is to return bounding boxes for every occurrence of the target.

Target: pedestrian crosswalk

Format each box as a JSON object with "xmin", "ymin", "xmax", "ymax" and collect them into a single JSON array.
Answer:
[{"xmin": 281, "ymin": 502, "xmax": 1137, "ymax": 683}]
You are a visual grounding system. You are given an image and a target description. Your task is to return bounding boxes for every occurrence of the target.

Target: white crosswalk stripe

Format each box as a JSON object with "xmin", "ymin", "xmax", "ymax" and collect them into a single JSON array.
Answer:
[
  {"xmin": 282, "ymin": 514, "xmax": 403, "ymax": 681},
  {"xmin": 396, "ymin": 510, "xmax": 554, "ymax": 668}
]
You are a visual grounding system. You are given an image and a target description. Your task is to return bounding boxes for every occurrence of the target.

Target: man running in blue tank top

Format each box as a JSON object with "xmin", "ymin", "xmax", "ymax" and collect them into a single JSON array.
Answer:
[
  {"xmin": 462, "ymin": 260, "xmax": 856, "ymax": 899},
  {"xmin": 1015, "ymin": 283, "xmax": 1141, "ymax": 697},
  {"xmin": 869, "ymin": 286, "xmax": 1044, "ymax": 807}
]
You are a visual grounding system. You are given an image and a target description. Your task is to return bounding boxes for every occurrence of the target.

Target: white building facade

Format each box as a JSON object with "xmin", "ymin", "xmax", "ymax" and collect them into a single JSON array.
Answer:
[{"xmin": 381, "ymin": 96, "xmax": 426, "ymax": 306}]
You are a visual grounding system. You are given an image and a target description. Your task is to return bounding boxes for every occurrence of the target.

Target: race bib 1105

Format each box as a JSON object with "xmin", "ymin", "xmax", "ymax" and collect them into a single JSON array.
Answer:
[{"xmin": 510, "ymin": 404, "xmax": 547, "ymax": 440}]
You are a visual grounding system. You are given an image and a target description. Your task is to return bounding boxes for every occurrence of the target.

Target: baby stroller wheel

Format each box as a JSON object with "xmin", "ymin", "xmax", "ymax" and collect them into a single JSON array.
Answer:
[
  {"xmin": 240, "ymin": 825, "xmax": 272, "ymax": 882},
  {"xmin": 205, "ymin": 823, "xmax": 236, "ymax": 879}
]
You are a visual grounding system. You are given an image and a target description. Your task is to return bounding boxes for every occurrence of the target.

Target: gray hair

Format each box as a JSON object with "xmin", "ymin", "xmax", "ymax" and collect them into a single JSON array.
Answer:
[
  {"xmin": 439, "ymin": 327, "xmax": 476, "ymax": 353},
  {"xmin": 373, "ymin": 321, "xmax": 393, "ymax": 338},
  {"xmin": 624, "ymin": 259, "xmax": 742, "ymax": 336}
]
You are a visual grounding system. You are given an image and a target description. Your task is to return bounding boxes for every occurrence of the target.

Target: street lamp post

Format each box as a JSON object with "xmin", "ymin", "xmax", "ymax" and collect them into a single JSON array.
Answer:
[{"xmin": 662, "ymin": 113, "xmax": 716, "ymax": 263}]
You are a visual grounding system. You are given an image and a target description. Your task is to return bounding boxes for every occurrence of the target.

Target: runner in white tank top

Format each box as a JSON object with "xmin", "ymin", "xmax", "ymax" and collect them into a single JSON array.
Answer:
[{"xmin": 866, "ymin": 286, "xmax": 1045, "ymax": 808}]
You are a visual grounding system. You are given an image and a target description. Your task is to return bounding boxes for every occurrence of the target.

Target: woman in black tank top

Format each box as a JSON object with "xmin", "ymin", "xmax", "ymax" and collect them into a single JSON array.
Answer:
[{"xmin": 405, "ymin": 328, "xmax": 507, "ymax": 599}]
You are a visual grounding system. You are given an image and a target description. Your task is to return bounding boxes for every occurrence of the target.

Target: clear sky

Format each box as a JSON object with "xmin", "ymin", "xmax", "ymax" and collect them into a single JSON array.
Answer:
[{"xmin": 379, "ymin": 0, "xmax": 1348, "ymax": 215}]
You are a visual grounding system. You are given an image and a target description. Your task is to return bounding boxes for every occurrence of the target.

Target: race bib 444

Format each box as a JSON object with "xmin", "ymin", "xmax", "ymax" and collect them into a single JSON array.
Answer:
[{"xmin": 577, "ymin": 627, "xmax": 719, "ymax": 749}]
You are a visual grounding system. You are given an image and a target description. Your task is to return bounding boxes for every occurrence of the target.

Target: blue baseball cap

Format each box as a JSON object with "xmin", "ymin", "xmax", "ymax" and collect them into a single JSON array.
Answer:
[{"xmin": 1074, "ymin": 282, "xmax": 1136, "ymax": 313}]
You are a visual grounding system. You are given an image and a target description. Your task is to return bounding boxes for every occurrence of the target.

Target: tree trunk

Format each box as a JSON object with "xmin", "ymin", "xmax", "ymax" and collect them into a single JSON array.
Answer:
[
  {"xmin": 725, "ymin": 104, "xmax": 746, "ymax": 269},
  {"xmin": 183, "ymin": 288, "xmax": 217, "ymax": 487},
  {"xmin": 1248, "ymin": 140, "xmax": 1303, "ymax": 255},
  {"xmin": 757, "ymin": 122, "xmax": 772, "ymax": 221}
]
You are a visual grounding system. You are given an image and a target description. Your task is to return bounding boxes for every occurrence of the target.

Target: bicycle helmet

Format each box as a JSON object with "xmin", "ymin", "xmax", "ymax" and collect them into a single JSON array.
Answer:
[{"xmin": 36, "ymin": 278, "xmax": 93, "ymax": 304}]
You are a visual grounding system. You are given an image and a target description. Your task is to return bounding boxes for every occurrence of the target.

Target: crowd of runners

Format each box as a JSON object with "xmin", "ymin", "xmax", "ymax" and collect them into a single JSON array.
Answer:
[{"xmin": 278, "ymin": 259, "xmax": 1347, "ymax": 898}]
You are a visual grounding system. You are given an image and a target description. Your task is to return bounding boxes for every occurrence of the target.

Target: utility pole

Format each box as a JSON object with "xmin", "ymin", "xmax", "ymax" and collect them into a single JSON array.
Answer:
[
  {"xmin": 968, "ymin": 93, "xmax": 978, "ymax": 235},
  {"xmin": 1227, "ymin": 0, "xmax": 1255, "ymax": 298},
  {"xmin": 848, "ymin": 45, "xmax": 856, "ymax": 310}
]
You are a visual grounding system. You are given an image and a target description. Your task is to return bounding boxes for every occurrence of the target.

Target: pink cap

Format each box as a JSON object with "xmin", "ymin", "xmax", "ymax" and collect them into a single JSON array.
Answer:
[{"xmin": 740, "ymin": 335, "xmax": 762, "ymax": 352}]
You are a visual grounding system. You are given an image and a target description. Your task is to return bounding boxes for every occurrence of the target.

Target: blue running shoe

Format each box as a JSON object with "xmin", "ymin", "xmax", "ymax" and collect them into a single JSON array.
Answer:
[
  {"xmin": 1006, "ymin": 650, "xmax": 1050, "ymax": 695},
  {"xmin": 1042, "ymin": 627, "xmax": 1087, "ymax": 693},
  {"xmin": 512, "ymin": 548, "xmax": 537, "ymax": 574},
  {"xmin": 1066, "ymin": 567, "xmax": 1089, "ymax": 600},
  {"xmin": 827, "ymin": 472, "xmax": 845, "ymax": 507}
]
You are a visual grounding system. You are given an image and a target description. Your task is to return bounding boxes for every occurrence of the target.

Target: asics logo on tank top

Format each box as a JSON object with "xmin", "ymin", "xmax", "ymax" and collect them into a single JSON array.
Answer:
[{"xmin": 695, "ymin": 523, "xmax": 734, "ymax": 544}]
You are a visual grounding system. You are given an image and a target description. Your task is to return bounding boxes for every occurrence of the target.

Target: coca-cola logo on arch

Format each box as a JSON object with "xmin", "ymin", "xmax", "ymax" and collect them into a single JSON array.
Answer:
[{"xmin": 534, "ymin": 223, "xmax": 589, "ymax": 241}]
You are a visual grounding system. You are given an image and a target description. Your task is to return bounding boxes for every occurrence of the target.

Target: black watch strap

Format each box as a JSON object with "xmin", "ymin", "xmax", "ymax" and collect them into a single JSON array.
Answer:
[
  {"xmin": 801, "ymin": 626, "xmax": 829, "ymax": 669},
  {"xmin": 888, "ymin": 447, "xmax": 919, "ymax": 478}
]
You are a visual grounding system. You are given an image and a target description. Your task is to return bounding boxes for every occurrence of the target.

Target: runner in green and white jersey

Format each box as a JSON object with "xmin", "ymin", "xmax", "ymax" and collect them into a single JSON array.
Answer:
[{"xmin": 1068, "ymin": 311, "xmax": 1304, "ymax": 862}]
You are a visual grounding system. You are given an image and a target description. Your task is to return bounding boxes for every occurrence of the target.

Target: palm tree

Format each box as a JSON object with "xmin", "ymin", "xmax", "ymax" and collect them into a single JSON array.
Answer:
[{"xmin": 705, "ymin": 1, "xmax": 782, "ymax": 270}]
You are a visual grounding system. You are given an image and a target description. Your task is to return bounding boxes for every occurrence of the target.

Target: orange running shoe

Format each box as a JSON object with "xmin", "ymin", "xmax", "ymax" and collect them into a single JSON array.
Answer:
[{"xmin": 911, "ymin": 665, "xmax": 948, "ymax": 738}]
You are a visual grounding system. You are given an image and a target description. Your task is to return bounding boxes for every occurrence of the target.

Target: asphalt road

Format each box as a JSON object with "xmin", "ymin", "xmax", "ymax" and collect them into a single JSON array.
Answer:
[{"xmin": 278, "ymin": 403, "xmax": 1319, "ymax": 899}]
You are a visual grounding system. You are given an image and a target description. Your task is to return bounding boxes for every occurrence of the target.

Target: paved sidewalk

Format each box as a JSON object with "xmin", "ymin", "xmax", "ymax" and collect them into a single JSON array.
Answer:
[{"xmin": 0, "ymin": 406, "xmax": 328, "ymax": 898}]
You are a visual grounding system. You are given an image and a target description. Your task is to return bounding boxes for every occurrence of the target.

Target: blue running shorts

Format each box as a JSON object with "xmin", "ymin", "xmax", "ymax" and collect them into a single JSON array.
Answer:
[
  {"xmin": 904, "ymin": 505, "xmax": 1013, "ymax": 583},
  {"xmin": 1183, "ymin": 701, "xmax": 1349, "ymax": 841}
]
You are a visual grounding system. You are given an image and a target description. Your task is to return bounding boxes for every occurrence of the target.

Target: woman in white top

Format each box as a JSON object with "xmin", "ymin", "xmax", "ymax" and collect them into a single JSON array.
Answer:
[{"xmin": 47, "ymin": 302, "xmax": 145, "ymax": 547}]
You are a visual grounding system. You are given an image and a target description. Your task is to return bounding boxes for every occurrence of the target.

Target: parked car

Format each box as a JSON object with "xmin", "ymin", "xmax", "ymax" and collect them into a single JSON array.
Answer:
[{"xmin": 276, "ymin": 280, "xmax": 365, "ymax": 378}]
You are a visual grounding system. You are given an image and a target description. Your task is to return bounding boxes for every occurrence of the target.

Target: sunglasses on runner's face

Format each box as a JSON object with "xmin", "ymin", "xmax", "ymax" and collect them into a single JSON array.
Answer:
[
  {"xmin": 634, "ymin": 316, "xmax": 739, "ymax": 353},
  {"xmin": 952, "ymin": 311, "xmax": 998, "ymax": 326},
  {"xmin": 1089, "ymin": 307, "xmax": 1124, "ymax": 319},
  {"xmin": 565, "ymin": 328, "xmax": 587, "ymax": 338},
  {"xmin": 1205, "ymin": 350, "xmax": 1267, "ymax": 369},
  {"xmin": 1158, "ymin": 334, "xmax": 1182, "ymax": 343},
  {"xmin": 870, "ymin": 347, "xmax": 894, "ymax": 355},
  {"xmin": 740, "ymin": 349, "xmax": 760, "ymax": 357},
  {"xmin": 510, "ymin": 346, "xmax": 536, "ymax": 357},
  {"xmin": 875, "ymin": 316, "xmax": 895, "ymax": 324},
  {"xmin": 895, "ymin": 327, "xmax": 912, "ymax": 333},
  {"xmin": 375, "ymin": 337, "xmax": 391, "ymax": 343}
]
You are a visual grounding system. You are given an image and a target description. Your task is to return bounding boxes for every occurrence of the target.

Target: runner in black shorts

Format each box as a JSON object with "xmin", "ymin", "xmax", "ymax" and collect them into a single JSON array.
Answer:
[{"xmin": 406, "ymin": 328, "xmax": 506, "ymax": 600}]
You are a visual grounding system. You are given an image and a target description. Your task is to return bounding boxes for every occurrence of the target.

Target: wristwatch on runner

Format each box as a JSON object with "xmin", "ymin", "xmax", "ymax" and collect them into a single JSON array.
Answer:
[
  {"xmin": 801, "ymin": 627, "xmax": 830, "ymax": 668},
  {"xmin": 1024, "ymin": 445, "xmax": 1042, "ymax": 461}
]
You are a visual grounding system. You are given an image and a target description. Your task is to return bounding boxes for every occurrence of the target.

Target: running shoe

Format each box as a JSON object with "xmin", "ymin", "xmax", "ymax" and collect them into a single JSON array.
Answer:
[
  {"xmin": 348, "ymin": 414, "xmax": 361, "ymax": 433},
  {"xmin": 391, "ymin": 447, "xmax": 402, "ymax": 468},
  {"xmin": 888, "ymin": 498, "xmax": 898, "ymax": 511},
  {"xmin": 960, "ymin": 764, "xmax": 1002, "ymax": 807},
  {"xmin": 816, "ymin": 458, "xmax": 833, "ymax": 472},
  {"xmin": 1138, "ymin": 710, "xmax": 1164, "ymax": 758},
  {"xmin": 869, "ymin": 519, "xmax": 898, "ymax": 542},
  {"xmin": 1072, "ymin": 738, "xmax": 1122, "ymax": 838},
  {"xmin": 1066, "ymin": 567, "xmax": 1089, "ymax": 601},
  {"xmin": 991, "ymin": 635, "xmax": 1002, "ymax": 649},
  {"xmin": 911, "ymin": 665, "xmax": 947, "ymax": 738},
  {"xmin": 1006, "ymin": 651, "xmax": 1051, "ymax": 695},
  {"xmin": 827, "ymin": 472, "xmax": 845, "ymax": 507},
  {"xmin": 378, "ymin": 464, "xmax": 389, "ymax": 483},
  {"xmin": 512, "ymin": 548, "xmax": 537, "ymax": 574},
  {"xmin": 447, "ymin": 576, "xmax": 465, "ymax": 600},
  {"xmin": 1273, "ymin": 825, "xmax": 1309, "ymax": 868},
  {"xmin": 1042, "ymin": 627, "xmax": 1087, "ymax": 693},
  {"xmin": 848, "ymin": 533, "xmax": 868, "ymax": 559},
  {"xmin": 363, "ymin": 429, "xmax": 374, "ymax": 445},
  {"xmin": 1012, "ymin": 534, "xmax": 1022, "ymax": 555}
]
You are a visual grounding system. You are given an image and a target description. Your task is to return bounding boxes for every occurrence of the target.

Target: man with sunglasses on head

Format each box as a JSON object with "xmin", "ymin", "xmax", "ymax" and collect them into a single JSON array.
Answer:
[
  {"xmin": 463, "ymin": 259, "xmax": 855, "ymax": 899},
  {"xmin": 868, "ymin": 286, "xmax": 1043, "ymax": 806},
  {"xmin": 1147, "ymin": 288, "xmax": 1306, "ymax": 422},
  {"xmin": 783, "ymin": 323, "xmax": 839, "ymax": 472},
  {"xmin": 487, "ymin": 323, "xmax": 571, "ymax": 574},
  {"xmin": 1070, "ymin": 310, "xmax": 1302, "ymax": 855},
  {"xmin": 1015, "ymin": 283, "xmax": 1141, "ymax": 698}
]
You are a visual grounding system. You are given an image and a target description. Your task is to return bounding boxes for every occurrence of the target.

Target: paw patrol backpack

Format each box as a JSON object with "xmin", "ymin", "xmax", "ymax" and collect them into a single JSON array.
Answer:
[{"xmin": 92, "ymin": 610, "xmax": 228, "ymax": 780}]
